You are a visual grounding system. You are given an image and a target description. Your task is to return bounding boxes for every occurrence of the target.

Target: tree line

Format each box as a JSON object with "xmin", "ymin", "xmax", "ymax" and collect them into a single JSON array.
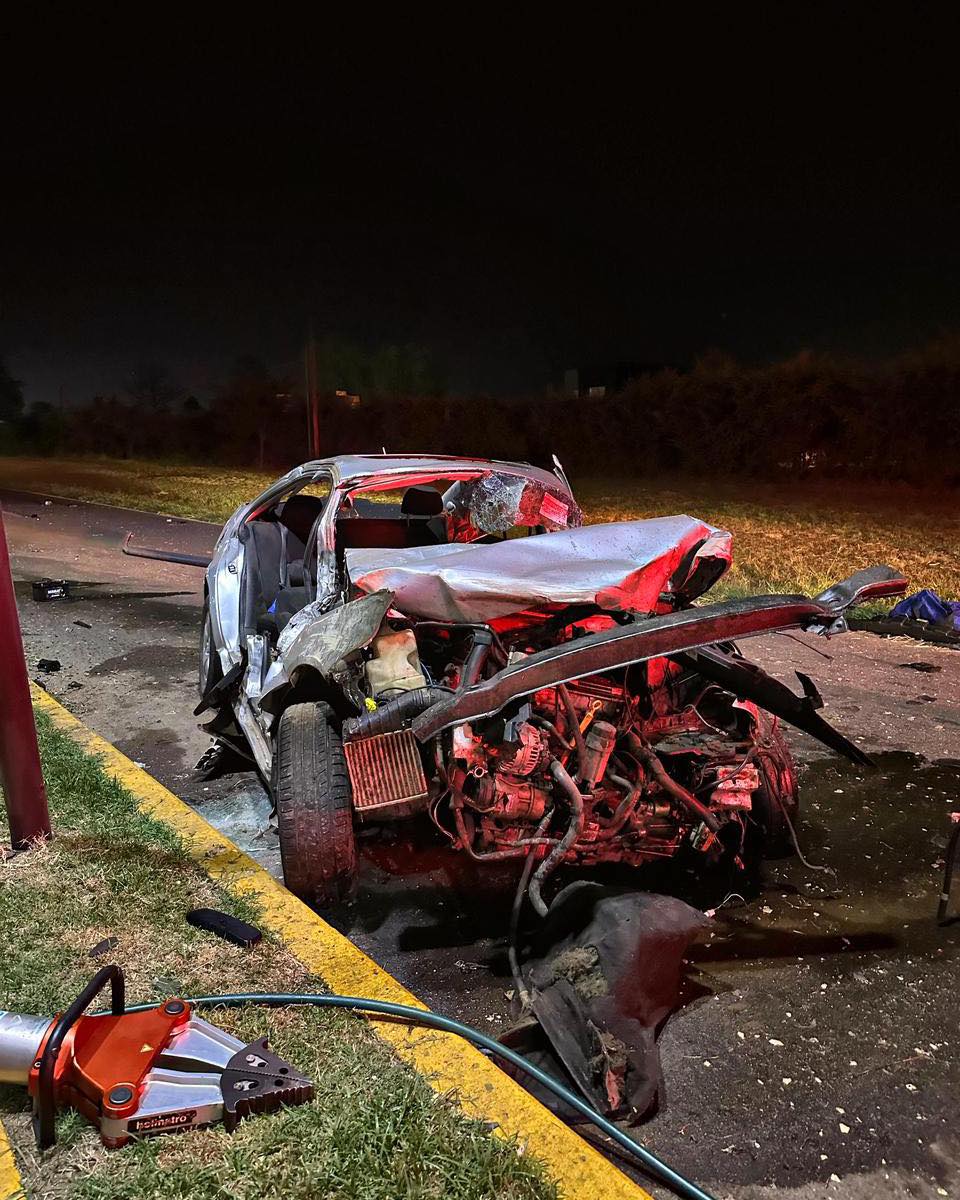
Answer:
[{"xmin": 2, "ymin": 337, "xmax": 959, "ymax": 484}]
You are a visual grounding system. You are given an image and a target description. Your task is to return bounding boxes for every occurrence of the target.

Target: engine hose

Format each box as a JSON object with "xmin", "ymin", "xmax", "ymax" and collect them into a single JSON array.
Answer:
[
  {"xmin": 452, "ymin": 803, "xmax": 549, "ymax": 861},
  {"xmin": 460, "ymin": 627, "xmax": 494, "ymax": 687},
  {"xmin": 598, "ymin": 772, "xmax": 644, "ymax": 839},
  {"xmin": 342, "ymin": 686, "xmax": 451, "ymax": 739},
  {"xmin": 115, "ymin": 991, "xmax": 717, "ymax": 1200},
  {"xmin": 529, "ymin": 714, "xmax": 573, "ymax": 750},
  {"xmin": 508, "ymin": 812, "xmax": 553, "ymax": 1007},
  {"xmin": 625, "ymin": 733, "xmax": 722, "ymax": 835},
  {"xmin": 528, "ymin": 759, "xmax": 585, "ymax": 918},
  {"xmin": 557, "ymin": 683, "xmax": 588, "ymax": 772}
]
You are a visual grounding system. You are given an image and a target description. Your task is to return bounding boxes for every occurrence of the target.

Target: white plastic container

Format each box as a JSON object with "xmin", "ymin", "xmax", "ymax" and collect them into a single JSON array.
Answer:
[{"xmin": 365, "ymin": 628, "xmax": 427, "ymax": 696}]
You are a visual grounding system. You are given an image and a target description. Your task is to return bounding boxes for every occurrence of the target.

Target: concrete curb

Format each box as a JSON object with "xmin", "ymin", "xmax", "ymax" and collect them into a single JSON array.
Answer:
[
  {"xmin": 27, "ymin": 685, "xmax": 652, "ymax": 1200},
  {"xmin": 0, "ymin": 1120, "xmax": 23, "ymax": 1200}
]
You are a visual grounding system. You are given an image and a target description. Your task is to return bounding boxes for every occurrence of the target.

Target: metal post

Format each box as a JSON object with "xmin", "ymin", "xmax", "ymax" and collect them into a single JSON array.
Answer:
[{"xmin": 0, "ymin": 505, "xmax": 51, "ymax": 849}]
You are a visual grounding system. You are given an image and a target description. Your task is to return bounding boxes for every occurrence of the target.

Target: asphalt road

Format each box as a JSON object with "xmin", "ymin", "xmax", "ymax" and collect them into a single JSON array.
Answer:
[{"xmin": 4, "ymin": 486, "xmax": 959, "ymax": 1199}]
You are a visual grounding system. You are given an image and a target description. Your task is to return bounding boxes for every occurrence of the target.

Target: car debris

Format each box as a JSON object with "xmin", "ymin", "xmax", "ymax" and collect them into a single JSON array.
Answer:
[
  {"xmin": 186, "ymin": 907, "xmax": 263, "ymax": 947},
  {"xmin": 88, "ymin": 936, "xmax": 120, "ymax": 958},
  {"xmin": 193, "ymin": 739, "xmax": 250, "ymax": 780},
  {"xmin": 36, "ymin": 658, "xmax": 61, "ymax": 673},
  {"xmin": 123, "ymin": 454, "xmax": 907, "ymax": 910},
  {"xmin": 503, "ymin": 883, "xmax": 709, "ymax": 1119},
  {"xmin": 32, "ymin": 578, "xmax": 75, "ymax": 602}
]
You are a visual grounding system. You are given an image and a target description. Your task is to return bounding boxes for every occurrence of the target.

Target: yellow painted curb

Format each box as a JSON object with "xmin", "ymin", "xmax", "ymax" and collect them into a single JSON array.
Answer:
[
  {"xmin": 0, "ymin": 1117, "xmax": 24, "ymax": 1200},
  {"xmin": 30, "ymin": 686, "xmax": 652, "ymax": 1200}
]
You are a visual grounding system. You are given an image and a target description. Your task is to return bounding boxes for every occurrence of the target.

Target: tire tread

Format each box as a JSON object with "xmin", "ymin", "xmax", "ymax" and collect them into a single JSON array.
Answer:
[{"xmin": 274, "ymin": 702, "xmax": 356, "ymax": 905}]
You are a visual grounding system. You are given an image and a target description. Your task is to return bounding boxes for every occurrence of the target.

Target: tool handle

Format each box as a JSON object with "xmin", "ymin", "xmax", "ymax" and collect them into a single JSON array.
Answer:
[{"xmin": 34, "ymin": 965, "xmax": 125, "ymax": 1150}]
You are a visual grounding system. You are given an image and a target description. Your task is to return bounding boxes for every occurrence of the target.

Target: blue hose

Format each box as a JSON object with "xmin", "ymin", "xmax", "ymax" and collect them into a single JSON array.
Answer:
[{"xmin": 122, "ymin": 991, "xmax": 718, "ymax": 1200}]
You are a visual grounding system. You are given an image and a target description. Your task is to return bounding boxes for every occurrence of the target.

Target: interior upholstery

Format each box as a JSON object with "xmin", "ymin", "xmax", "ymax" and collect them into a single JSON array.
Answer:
[
  {"xmin": 277, "ymin": 493, "xmax": 326, "ymax": 544},
  {"xmin": 240, "ymin": 518, "xmax": 309, "ymax": 633}
]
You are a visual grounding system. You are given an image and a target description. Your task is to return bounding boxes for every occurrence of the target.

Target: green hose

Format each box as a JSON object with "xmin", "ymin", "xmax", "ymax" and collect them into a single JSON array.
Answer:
[{"xmin": 121, "ymin": 991, "xmax": 717, "ymax": 1200}]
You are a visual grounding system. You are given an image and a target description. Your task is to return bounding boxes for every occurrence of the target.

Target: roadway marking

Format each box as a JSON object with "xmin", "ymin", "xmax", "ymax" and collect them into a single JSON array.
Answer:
[
  {"xmin": 0, "ymin": 1117, "xmax": 24, "ymax": 1200},
  {"xmin": 31, "ymin": 685, "xmax": 652, "ymax": 1200}
]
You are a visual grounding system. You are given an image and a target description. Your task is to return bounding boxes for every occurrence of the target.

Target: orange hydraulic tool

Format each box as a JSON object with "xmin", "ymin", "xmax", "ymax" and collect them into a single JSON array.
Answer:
[{"xmin": 0, "ymin": 966, "xmax": 312, "ymax": 1149}]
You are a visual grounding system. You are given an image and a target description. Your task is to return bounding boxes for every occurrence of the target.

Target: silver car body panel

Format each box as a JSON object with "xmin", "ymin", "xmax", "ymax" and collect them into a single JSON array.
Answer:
[
  {"xmin": 258, "ymin": 590, "xmax": 394, "ymax": 716},
  {"xmin": 345, "ymin": 517, "xmax": 732, "ymax": 623}
]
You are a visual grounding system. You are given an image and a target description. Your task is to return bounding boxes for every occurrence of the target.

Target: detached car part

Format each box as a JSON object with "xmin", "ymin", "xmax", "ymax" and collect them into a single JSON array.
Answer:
[
  {"xmin": 124, "ymin": 454, "xmax": 907, "ymax": 911},
  {"xmin": 505, "ymin": 884, "xmax": 710, "ymax": 1119},
  {"xmin": 0, "ymin": 966, "xmax": 312, "ymax": 1149}
]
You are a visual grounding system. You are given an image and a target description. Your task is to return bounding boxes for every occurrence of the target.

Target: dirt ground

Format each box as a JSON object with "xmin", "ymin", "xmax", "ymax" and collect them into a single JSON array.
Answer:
[{"xmin": 3, "ymin": 487, "xmax": 959, "ymax": 1199}]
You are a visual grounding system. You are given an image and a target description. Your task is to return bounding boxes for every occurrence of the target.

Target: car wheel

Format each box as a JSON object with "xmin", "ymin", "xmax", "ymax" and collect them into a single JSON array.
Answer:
[
  {"xmin": 274, "ymin": 701, "xmax": 357, "ymax": 906},
  {"xmin": 751, "ymin": 722, "xmax": 800, "ymax": 858},
  {"xmin": 198, "ymin": 598, "xmax": 222, "ymax": 699}
]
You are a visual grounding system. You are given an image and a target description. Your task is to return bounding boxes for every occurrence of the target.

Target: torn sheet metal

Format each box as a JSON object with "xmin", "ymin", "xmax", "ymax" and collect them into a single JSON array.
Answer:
[
  {"xmin": 681, "ymin": 645, "xmax": 873, "ymax": 764},
  {"xmin": 522, "ymin": 884, "xmax": 709, "ymax": 1118},
  {"xmin": 346, "ymin": 517, "xmax": 732, "ymax": 623},
  {"xmin": 411, "ymin": 565, "xmax": 907, "ymax": 742},
  {"xmin": 258, "ymin": 589, "xmax": 393, "ymax": 715}
]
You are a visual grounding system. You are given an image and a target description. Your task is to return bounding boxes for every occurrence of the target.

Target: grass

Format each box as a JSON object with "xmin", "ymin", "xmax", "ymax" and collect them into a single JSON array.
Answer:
[
  {"xmin": 0, "ymin": 455, "xmax": 270, "ymax": 523},
  {"xmin": 1, "ymin": 454, "xmax": 957, "ymax": 604},
  {"xmin": 0, "ymin": 712, "xmax": 557, "ymax": 1200}
]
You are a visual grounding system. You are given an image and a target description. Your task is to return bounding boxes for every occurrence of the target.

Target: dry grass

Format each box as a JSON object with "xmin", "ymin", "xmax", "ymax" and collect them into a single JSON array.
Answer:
[
  {"xmin": 0, "ymin": 713, "xmax": 557, "ymax": 1200},
  {"xmin": 576, "ymin": 477, "xmax": 959, "ymax": 605},
  {"xmin": 1, "ymin": 455, "xmax": 956, "ymax": 603},
  {"xmin": 0, "ymin": 455, "xmax": 273, "ymax": 523}
]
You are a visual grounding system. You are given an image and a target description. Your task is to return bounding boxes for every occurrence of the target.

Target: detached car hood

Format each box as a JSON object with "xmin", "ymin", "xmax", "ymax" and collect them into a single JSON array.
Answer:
[{"xmin": 345, "ymin": 516, "xmax": 732, "ymax": 622}]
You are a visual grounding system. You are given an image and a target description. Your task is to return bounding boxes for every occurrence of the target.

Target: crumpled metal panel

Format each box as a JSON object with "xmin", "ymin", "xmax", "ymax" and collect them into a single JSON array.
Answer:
[
  {"xmin": 524, "ymin": 883, "xmax": 710, "ymax": 1118},
  {"xmin": 346, "ymin": 517, "xmax": 731, "ymax": 623},
  {"xmin": 258, "ymin": 589, "xmax": 393, "ymax": 715}
]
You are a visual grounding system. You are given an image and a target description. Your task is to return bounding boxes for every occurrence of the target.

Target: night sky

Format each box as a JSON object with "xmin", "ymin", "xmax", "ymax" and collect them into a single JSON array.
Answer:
[{"xmin": 5, "ymin": 9, "xmax": 960, "ymax": 405}]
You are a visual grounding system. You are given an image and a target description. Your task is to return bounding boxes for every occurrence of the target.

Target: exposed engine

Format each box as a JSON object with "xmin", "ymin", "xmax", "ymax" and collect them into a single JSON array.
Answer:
[
  {"xmin": 446, "ymin": 675, "xmax": 769, "ymax": 867},
  {"xmin": 344, "ymin": 616, "xmax": 795, "ymax": 904}
]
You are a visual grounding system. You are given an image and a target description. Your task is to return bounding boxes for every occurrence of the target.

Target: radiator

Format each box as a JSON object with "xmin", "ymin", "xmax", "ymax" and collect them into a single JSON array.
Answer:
[{"xmin": 343, "ymin": 728, "xmax": 429, "ymax": 815}]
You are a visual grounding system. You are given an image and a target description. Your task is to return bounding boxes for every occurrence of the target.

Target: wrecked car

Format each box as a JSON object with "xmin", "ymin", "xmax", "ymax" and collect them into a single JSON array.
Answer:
[{"xmin": 127, "ymin": 454, "xmax": 907, "ymax": 909}]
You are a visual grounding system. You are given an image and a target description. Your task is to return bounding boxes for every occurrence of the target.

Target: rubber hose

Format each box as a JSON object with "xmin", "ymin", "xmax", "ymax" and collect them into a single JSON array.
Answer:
[
  {"xmin": 528, "ymin": 759, "xmax": 584, "ymax": 918},
  {"xmin": 508, "ymin": 811, "xmax": 553, "ymax": 1006},
  {"xmin": 460, "ymin": 627, "xmax": 494, "ymax": 687},
  {"xmin": 115, "ymin": 992, "xmax": 718, "ymax": 1200},
  {"xmin": 557, "ymin": 683, "xmax": 588, "ymax": 773},
  {"xmin": 342, "ymin": 686, "xmax": 451, "ymax": 739},
  {"xmin": 625, "ymin": 732, "xmax": 721, "ymax": 834},
  {"xmin": 598, "ymin": 772, "xmax": 644, "ymax": 839}
]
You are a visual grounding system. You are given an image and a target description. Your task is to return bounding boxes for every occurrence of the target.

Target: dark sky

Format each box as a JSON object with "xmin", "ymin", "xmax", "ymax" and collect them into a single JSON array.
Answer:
[{"xmin": 5, "ymin": 9, "xmax": 960, "ymax": 404}]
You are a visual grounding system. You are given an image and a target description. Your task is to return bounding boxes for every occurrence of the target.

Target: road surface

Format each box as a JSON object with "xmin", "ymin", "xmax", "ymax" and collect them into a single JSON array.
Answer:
[{"xmin": 4, "ymin": 486, "xmax": 959, "ymax": 1199}]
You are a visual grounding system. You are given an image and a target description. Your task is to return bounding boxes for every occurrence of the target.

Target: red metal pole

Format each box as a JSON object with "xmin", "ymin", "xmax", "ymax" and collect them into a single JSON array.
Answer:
[{"xmin": 0, "ymin": 505, "xmax": 51, "ymax": 849}]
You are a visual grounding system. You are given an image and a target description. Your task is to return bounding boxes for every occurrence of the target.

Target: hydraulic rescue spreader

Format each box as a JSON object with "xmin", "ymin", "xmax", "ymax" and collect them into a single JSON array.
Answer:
[{"xmin": 0, "ymin": 966, "xmax": 313, "ymax": 1149}]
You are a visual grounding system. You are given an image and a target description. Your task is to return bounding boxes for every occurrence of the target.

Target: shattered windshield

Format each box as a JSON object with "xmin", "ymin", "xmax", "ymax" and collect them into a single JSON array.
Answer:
[
  {"xmin": 341, "ymin": 469, "xmax": 581, "ymax": 546},
  {"xmin": 463, "ymin": 472, "xmax": 574, "ymax": 535}
]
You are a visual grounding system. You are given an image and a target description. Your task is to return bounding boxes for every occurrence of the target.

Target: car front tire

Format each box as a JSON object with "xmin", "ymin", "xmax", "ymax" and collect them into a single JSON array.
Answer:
[{"xmin": 274, "ymin": 701, "xmax": 358, "ymax": 906}]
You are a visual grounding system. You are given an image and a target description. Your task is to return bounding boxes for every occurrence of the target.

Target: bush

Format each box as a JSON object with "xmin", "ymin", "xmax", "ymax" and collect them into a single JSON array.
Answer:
[{"xmin": 8, "ymin": 337, "xmax": 960, "ymax": 486}]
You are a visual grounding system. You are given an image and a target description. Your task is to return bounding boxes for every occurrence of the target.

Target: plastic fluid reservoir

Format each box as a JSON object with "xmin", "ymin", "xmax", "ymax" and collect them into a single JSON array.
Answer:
[{"xmin": 366, "ymin": 628, "xmax": 427, "ymax": 696}]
